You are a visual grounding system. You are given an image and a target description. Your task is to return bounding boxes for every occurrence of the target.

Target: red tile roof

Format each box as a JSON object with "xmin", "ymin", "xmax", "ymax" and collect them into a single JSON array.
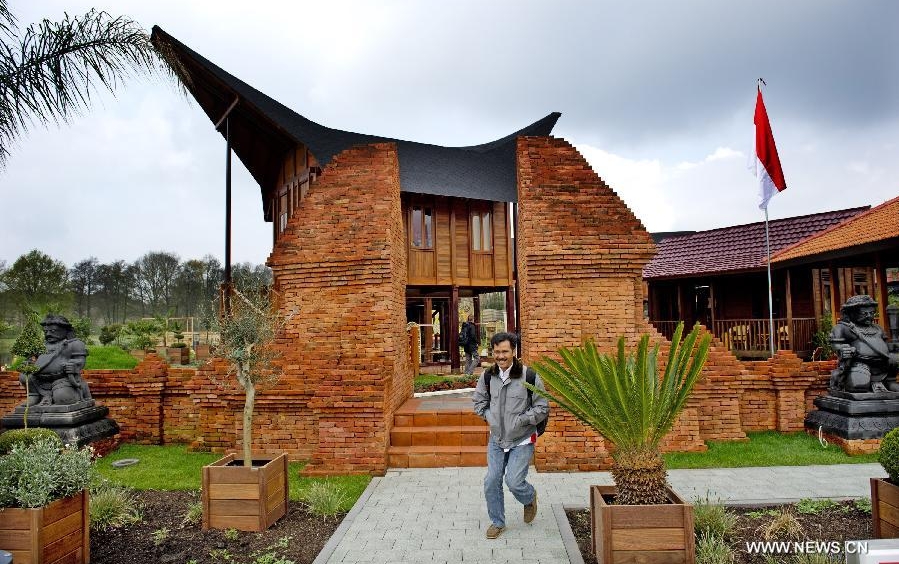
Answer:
[
  {"xmin": 771, "ymin": 195, "xmax": 899, "ymax": 263},
  {"xmin": 643, "ymin": 207, "xmax": 868, "ymax": 279}
]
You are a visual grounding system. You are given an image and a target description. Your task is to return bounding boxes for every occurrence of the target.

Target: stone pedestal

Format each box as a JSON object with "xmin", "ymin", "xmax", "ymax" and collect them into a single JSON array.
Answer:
[
  {"xmin": 804, "ymin": 393, "xmax": 899, "ymax": 440},
  {"xmin": 1, "ymin": 399, "xmax": 119, "ymax": 448}
]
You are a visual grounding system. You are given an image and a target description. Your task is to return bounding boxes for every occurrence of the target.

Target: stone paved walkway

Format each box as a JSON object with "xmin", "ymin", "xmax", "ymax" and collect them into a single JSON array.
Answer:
[{"xmin": 314, "ymin": 463, "xmax": 882, "ymax": 564}]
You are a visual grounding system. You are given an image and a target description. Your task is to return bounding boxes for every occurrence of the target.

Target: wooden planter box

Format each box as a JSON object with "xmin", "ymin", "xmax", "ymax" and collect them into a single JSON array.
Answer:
[
  {"xmin": 195, "ymin": 344, "xmax": 212, "ymax": 361},
  {"xmin": 166, "ymin": 347, "xmax": 190, "ymax": 365},
  {"xmin": 591, "ymin": 485, "xmax": 695, "ymax": 564},
  {"xmin": 871, "ymin": 477, "xmax": 899, "ymax": 537},
  {"xmin": 0, "ymin": 490, "xmax": 89, "ymax": 564},
  {"xmin": 202, "ymin": 452, "xmax": 289, "ymax": 532}
]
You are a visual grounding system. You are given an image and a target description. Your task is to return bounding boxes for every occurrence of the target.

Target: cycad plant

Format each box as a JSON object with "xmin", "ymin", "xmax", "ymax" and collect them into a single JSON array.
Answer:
[{"xmin": 530, "ymin": 322, "xmax": 710, "ymax": 505}]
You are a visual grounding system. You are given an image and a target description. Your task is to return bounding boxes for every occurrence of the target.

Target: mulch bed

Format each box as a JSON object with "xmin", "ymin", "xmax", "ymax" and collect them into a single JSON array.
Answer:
[
  {"xmin": 91, "ymin": 491, "xmax": 343, "ymax": 564},
  {"xmin": 567, "ymin": 501, "xmax": 872, "ymax": 563}
]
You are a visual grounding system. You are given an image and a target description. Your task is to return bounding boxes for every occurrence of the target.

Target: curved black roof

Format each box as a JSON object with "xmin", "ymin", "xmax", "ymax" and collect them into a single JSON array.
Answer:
[{"xmin": 152, "ymin": 26, "xmax": 560, "ymax": 214}]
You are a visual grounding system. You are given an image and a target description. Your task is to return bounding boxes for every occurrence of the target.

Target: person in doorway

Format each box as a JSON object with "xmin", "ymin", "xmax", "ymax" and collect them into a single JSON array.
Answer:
[
  {"xmin": 459, "ymin": 314, "xmax": 479, "ymax": 375},
  {"xmin": 472, "ymin": 332, "xmax": 548, "ymax": 539}
]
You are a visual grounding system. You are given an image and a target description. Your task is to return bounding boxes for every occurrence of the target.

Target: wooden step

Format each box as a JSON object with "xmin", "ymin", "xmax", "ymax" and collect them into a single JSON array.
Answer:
[
  {"xmin": 389, "ymin": 395, "xmax": 489, "ymax": 467},
  {"xmin": 387, "ymin": 445, "xmax": 487, "ymax": 468}
]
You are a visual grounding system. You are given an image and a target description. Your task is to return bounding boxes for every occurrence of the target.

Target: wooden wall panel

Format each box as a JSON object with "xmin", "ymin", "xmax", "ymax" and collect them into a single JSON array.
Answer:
[
  {"xmin": 435, "ymin": 202, "xmax": 453, "ymax": 284},
  {"xmin": 493, "ymin": 202, "xmax": 509, "ymax": 283},
  {"xmin": 453, "ymin": 200, "xmax": 471, "ymax": 282}
]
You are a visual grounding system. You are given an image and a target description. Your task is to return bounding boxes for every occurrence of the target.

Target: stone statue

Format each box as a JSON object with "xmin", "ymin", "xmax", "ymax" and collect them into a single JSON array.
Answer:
[
  {"xmin": 828, "ymin": 295, "xmax": 899, "ymax": 394},
  {"xmin": 19, "ymin": 314, "xmax": 92, "ymax": 407}
]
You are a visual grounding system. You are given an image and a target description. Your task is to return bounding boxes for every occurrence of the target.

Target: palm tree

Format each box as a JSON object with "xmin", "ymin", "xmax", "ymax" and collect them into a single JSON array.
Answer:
[
  {"xmin": 0, "ymin": 1, "xmax": 165, "ymax": 166},
  {"xmin": 530, "ymin": 322, "xmax": 711, "ymax": 505}
]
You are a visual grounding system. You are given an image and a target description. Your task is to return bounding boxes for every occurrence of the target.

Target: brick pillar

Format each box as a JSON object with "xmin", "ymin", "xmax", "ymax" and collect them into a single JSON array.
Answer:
[
  {"xmin": 121, "ymin": 353, "xmax": 168, "ymax": 443},
  {"xmin": 515, "ymin": 136, "xmax": 656, "ymax": 471},
  {"xmin": 769, "ymin": 350, "xmax": 818, "ymax": 432},
  {"xmin": 269, "ymin": 142, "xmax": 412, "ymax": 475}
]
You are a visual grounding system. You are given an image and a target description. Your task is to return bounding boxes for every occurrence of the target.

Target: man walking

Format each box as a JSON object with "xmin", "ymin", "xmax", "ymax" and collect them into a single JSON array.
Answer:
[
  {"xmin": 460, "ymin": 314, "xmax": 479, "ymax": 375},
  {"xmin": 472, "ymin": 332, "xmax": 548, "ymax": 539}
]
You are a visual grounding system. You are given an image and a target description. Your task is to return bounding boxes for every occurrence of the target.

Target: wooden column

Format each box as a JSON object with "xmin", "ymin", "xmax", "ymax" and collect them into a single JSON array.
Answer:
[
  {"xmin": 505, "ymin": 285, "xmax": 517, "ymax": 335},
  {"xmin": 450, "ymin": 286, "xmax": 460, "ymax": 372},
  {"xmin": 829, "ymin": 264, "xmax": 840, "ymax": 325},
  {"xmin": 423, "ymin": 298, "xmax": 433, "ymax": 356},
  {"xmin": 676, "ymin": 282, "xmax": 685, "ymax": 323},
  {"xmin": 473, "ymin": 294, "xmax": 481, "ymax": 348},
  {"xmin": 709, "ymin": 282, "xmax": 716, "ymax": 329},
  {"xmin": 785, "ymin": 269, "xmax": 793, "ymax": 351},
  {"xmin": 876, "ymin": 253, "xmax": 891, "ymax": 339}
]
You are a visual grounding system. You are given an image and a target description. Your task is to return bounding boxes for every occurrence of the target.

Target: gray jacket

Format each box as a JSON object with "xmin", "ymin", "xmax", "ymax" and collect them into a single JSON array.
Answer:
[{"xmin": 472, "ymin": 359, "xmax": 549, "ymax": 449}]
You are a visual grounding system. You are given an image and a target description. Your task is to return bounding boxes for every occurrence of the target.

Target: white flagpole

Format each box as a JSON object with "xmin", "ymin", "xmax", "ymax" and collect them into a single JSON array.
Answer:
[{"xmin": 764, "ymin": 207, "xmax": 775, "ymax": 356}]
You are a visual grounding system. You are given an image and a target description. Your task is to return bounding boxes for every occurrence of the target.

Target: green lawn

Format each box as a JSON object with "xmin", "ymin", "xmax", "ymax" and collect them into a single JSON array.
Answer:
[
  {"xmin": 98, "ymin": 444, "xmax": 371, "ymax": 510},
  {"xmin": 85, "ymin": 346, "xmax": 138, "ymax": 370},
  {"xmin": 664, "ymin": 431, "xmax": 879, "ymax": 469}
]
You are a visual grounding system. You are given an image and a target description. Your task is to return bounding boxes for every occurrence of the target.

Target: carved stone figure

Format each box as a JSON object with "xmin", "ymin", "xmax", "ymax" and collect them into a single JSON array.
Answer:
[
  {"xmin": 19, "ymin": 314, "xmax": 92, "ymax": 406},
  {"xmin": 828, "ymin": 295, "xmax": 899, "ymax": 394}
]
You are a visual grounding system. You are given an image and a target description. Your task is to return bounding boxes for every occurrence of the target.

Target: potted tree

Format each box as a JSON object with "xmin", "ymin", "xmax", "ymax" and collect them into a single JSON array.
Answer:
[
  {"xmin": 201, "ymin": 286, "xmax": 291, "ymax": 531},
  {"xmin": 872, "ymin": 427, "xmax": 899, "ymax": 538},
  {"xmin": 166, "ymin": 321, "xmax": 189, "ymax": 365},
  {"xmin": 0, "ymin": 431, "xmax": 94, "ymax": 564},
  {"xmin": 530, "ymin": 322, "xmax": 710, "ymax": 563}
]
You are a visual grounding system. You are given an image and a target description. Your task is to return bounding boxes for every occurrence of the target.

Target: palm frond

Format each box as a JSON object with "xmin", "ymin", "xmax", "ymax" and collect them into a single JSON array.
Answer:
[
  {"xmin": 529, "ymin": 323, "xmax": 711, "ymax": 453},
  {"xmin": 0, "ymin": 7, "xmax": 173, "ymax": 166}
]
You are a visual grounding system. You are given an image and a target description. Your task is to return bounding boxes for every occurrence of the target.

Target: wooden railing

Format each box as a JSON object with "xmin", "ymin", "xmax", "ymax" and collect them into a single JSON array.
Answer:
[{"xmin": 650, "ymin": 318, "xmax": 817, "ymax": 356}]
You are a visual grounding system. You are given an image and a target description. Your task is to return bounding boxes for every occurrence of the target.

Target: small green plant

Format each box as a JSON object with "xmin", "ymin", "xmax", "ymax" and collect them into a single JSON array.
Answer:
[
  {"xmin": 795, "ymin": 497, "xmax": 837, "ymax": 514},
  {"xmin": 759, "ymin": 508, "xmax": 803, "ymax": 540},
  {"xmin": 209, "ymin": 548, "xmax": 233, "ymax": 561},
  {"xmin": 182, "ymin": 500, "xmax": 203, "ymax": 526},
  {"xmin": 0, "ymin": 427, "xmax": 61, "ymax": 454},
  {"xmin": 151, "ymin": 527, "xmax": 169, "ymax": 546},
  {"xmin": 693, "ymin": 493, "xmax": 737, "ymax": 539},
  {"xmin": 89, "ymin": 481, "xmax": 141, "ymax": 531},
  {"xmin": 745, "ymin": 508, "xmax": 779, "ymax": 519},
  {"xmin": 224, "ymin": 527, "xmax": 240, "ymax": 541},
  {"xmin": 695, "ymin": 533, "xmax": 735, "ymax": 564},
  {"xmin": 0, "ymin": 437, "xmax": 94, "ymax": 508},
  {"xmin": 879, "ymin": 427, "xmax": 899, "ymax": 483},
  {"xmin": 790, "ymin": 554, "xmax": 842, "ymax": 563},
  {"xmin": 303, "ymin": 481, "xmax": 347, "ymax": 518},
  {"xmin": 250, "ymin": 553, "xmax": 295, "ymax": 564},
  {"xmin": 268, "ymin": 535, "xmax": 292, "ymax": 551},
  {"xmin": 811, "ymin": 315, "xmax": 835, "ymax": 360},
  {"xmin": 854, "ymin": 497, "xmax": 872, "ymax": 514}
]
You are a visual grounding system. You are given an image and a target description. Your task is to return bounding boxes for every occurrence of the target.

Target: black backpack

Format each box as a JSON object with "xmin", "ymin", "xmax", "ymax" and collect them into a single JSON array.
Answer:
[{"xmin": 483, "ymin": 365, "xmax": 549, "ymax": 436}]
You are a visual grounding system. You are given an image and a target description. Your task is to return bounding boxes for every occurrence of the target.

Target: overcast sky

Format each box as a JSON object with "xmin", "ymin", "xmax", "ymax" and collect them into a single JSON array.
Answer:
[{"xmin": 2, "ymin": 0, "xmax": 897, "ymax": 267}]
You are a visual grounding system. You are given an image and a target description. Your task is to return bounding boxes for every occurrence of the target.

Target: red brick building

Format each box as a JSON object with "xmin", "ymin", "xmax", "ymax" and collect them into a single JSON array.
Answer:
[{"xmin": 148, "ymin": 29, "xmax": 828, "ymax": 473}]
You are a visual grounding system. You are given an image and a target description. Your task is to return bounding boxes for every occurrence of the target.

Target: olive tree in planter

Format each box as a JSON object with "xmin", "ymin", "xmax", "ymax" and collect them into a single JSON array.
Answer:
[
  {"xmin": 0, "ymin": 432, "xmax": 94, "ymax": 564},
  {"xmin": 529, "ymin": 322, "xmax": 710, "ymax": 564},
  {"xmin": 872, "ymin": 427, "xmax": 899, "ymax": 537},
  {"xmin": 202, "ymin": 286, "xmax": 292, "ymax": 531}
]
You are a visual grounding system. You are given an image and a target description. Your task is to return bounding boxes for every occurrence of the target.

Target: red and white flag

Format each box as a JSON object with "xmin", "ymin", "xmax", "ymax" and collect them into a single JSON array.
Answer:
[{"xmin": 751, "ymin": 87, "xmax": 787, "ymax": 210}]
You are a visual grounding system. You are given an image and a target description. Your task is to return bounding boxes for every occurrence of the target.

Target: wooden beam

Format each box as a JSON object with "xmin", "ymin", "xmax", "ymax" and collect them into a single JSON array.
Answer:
[
  {"xmin": 214, "ymin": 95, "xmax": 240, "ymax": 130},
  {"xmin": 505, "ymin": 285, "xmax": 517, "ymax": 335},
  {"xmin": 676, "ymin": 282, "xmax": 685, "ymax": 323},
  {"xmin": 709, "ymin": 282, "xmax": 716, "ymax": 330}
]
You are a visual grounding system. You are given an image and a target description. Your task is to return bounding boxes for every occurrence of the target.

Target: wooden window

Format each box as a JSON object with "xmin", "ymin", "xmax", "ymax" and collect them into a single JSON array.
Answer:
[
  {"xmin": 411, "ymin": 206, "xmax": 433, "ymax": 249},
  {"xmin": 471, "ymin": 210, "xmax": 492, "ymax": 251},
  {"xmin": 278, "ymin": 191, "xmax": 288, "ymax": 234}
]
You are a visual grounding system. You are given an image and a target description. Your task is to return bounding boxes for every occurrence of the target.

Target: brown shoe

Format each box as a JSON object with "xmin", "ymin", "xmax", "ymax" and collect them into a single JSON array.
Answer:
[
  {"xmin": 524, "ymin": 491, "xmax": 537, "ymax": 523},
  {"xmin": 486, "ymin": 524, "xmax": 505, "ymax": 539}
]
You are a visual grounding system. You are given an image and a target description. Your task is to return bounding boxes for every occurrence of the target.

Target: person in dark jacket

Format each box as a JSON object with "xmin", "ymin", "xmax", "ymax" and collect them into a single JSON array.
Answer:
[
  {"xmin": 460, "ymin": 315, "xmax": 479, "ymax": 375},
  {"xmin": 472, "ymin": 332, "xmax": 548, "ymax": 539}
]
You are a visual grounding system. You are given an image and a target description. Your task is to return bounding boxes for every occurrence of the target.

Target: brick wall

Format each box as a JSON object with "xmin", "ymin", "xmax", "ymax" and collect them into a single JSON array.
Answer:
[{"xmin": 267, "ymin": 142, "xmax": 412, "ymax": 475}]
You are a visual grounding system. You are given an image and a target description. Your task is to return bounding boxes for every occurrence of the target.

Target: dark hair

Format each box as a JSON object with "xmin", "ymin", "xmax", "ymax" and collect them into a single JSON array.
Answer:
[{"xmin": 490, "ymin": 332, "xmax": 518, "ymax": 350}]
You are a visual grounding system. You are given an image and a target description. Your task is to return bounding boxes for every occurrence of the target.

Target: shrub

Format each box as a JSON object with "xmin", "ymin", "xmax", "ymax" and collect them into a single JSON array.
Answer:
[
  {"xmin": 90, "ymin": 482, "xmax": 141, "ymax": 531},
  {"xmin": 695, "ymin": 533, "xmax": 734, "ymax": 564},
  {"xmin": 0, "ymin": 437, "xmax": 94, "ymax": 508},
  {"xmin": 303, "ymin": 482, "xmax": 347, "ymax": 518},
  {"xmin": 99, "ymin": 324, "xmax": 122, "ymax": 346},
  {"xmin": 879, "ymin": 427, "xmax": 899, "ymax": 483},
  {"xmin": 811, "ymin": 315, "xmax": 835, "ymax": 360},
  {"xmin": 759, "ymin": 508, "xmax": 803, "ymax": 541},
  {"xmin": 693, "ymin": 495, "xmax": 737, "ymax": 539},
  {"xmin": 0, "ymin": 427, "xmax": 61, "ymax": 454}
]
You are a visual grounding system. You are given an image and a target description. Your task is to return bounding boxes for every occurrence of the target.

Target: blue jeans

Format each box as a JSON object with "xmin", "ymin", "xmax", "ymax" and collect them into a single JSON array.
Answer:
[
  {"xmin": 484, "ymin": 436, "xmax": 535, "ymax": 528},
  {"xmin": 464, "ymin": 350, "xmax": 480, "ymax": 375}
]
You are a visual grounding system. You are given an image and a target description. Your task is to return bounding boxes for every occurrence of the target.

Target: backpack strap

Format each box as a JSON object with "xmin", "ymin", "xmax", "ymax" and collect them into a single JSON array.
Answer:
[{"xmin": 524, "ymin": 365, "xmax": 535, "ymax": 406}]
